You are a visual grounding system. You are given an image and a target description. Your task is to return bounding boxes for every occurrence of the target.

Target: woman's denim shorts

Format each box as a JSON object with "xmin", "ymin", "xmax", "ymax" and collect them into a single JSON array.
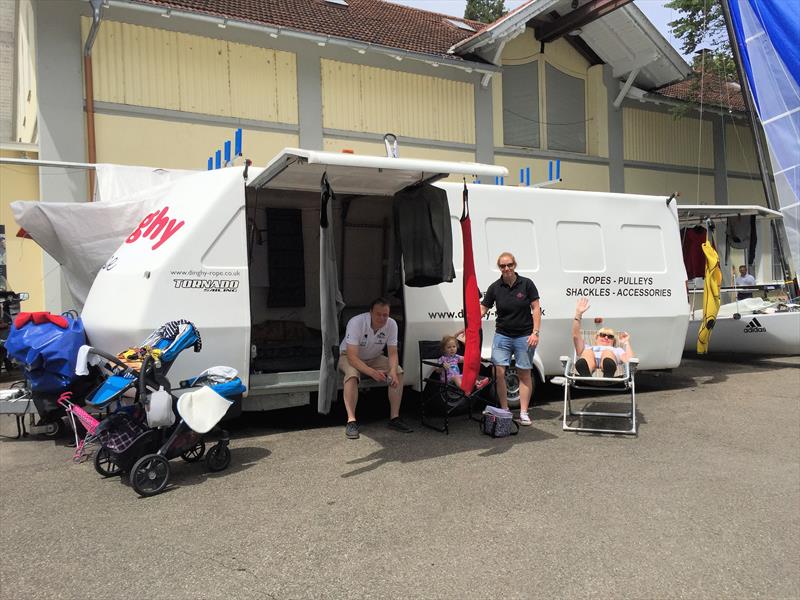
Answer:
[{"xmin": 491, "ymin": 332, "xmax": 535, "ymax": 369}]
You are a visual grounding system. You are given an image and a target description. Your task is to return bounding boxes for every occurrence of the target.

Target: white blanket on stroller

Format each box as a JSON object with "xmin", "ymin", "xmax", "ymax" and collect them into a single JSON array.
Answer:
[{"xmin": 177, "ymin": 386, "xmax": 232, "ymax": 434}]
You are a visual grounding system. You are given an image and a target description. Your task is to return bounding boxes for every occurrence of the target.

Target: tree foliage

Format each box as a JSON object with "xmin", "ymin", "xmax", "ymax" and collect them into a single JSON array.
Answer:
[
  {"xmin": 665, "ymin": 0, "xmax": 736, "ymax": 79},
  {"xmin": 464, "ymin": 0, "xmax": 506, "ymax": 24}
]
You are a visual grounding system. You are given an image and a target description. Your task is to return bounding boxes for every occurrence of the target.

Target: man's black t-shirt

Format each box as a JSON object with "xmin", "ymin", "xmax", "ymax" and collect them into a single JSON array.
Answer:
[{"xmin": 481, "ymin": 275, "xmax": 540, "ymax": 337}]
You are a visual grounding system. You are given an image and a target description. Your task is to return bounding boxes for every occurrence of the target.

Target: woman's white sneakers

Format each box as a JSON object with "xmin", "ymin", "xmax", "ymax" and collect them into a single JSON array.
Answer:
[{"xmin": 518, "ymin": 411, "xmax": 532, "ymax": 426}]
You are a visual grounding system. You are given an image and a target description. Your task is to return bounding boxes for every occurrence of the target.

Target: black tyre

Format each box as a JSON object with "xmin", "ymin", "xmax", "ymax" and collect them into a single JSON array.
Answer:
[
  {"xmin": 505, "ymin": 368, "xmax": 521, "ymax": 409},
  {"xmin": 130, "ymin": 454, "xmax": 170, "ymax": 497},
  {"xmin": 38, "ymin": 417, "xmax": 66, "ymax": 437},
  {"xmin": 180, "ymin": 439, "xmax": 205, "ymax": 462},
  {"xmin": 205, "ymin": 444, "xmax": 231, "ymax": 472},
  {"xmin": 94, "ymin": 447, "xmax": 122, "ymax": 477}
]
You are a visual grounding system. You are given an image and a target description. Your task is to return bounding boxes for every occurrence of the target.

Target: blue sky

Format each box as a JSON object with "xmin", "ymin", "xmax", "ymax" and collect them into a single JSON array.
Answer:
[{"xmin": 388, "ymin": 1, "xmax": 689, "ymax": 59}]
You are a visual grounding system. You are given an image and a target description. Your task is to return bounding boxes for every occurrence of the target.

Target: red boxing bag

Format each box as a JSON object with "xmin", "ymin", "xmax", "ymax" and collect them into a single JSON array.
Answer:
[{"xmin": 460, "ymin": 182, "xmax": 482, "ymax": 394}]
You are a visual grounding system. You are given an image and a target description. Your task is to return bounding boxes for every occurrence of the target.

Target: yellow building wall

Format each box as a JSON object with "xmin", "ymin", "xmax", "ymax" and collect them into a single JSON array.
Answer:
[
  {"xmin": 0, "ymin": 150, "xmax": 45, "ymax": 311},
  {"xmin": 494, "ymin": 156, "xmax": 609, "ymax": 192},
  {"xmin": 725, "ymin": 121, "xmax": 759, "ymax": 174},
  {"xmin": 624, "ymin": 108, "xmax": 713, "ymax": 169},
  {"xmin": 625, "ymin": 167, "xmax": 714, "ymax": 203},
  {"xmin": 492, "ymin": 74, "xmax": 504, "ymax": 148},
  {"xmin": 83, "ymin": 18, "xmax": 298, "ymax": 124},
  {"xmin": 727, "ymin": 177, "xmax": 767, "ymax": 206},
  {"xmin": 320, "ymin": 60, "xmax": 474, "ymax": 144},
  {"xmin": 94, "ymin": 114, "xmax": 298, "ymax": 170}
]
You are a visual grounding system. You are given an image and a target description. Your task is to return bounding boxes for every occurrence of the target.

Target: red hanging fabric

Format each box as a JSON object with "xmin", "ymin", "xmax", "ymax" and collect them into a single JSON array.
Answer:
[{"xmin": 459, "ymin": 183, "xmax": 481, "ymax": 394}]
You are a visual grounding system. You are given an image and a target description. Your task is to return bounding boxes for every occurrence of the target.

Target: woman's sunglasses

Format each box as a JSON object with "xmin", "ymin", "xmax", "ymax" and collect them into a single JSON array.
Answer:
[
  {"xmin": 597, "ymin": 332, "xmax": 615, "ymax": 340},
  {"xmin": 498, "ymin": 263, "xmax": 515, "ymax": 270}
]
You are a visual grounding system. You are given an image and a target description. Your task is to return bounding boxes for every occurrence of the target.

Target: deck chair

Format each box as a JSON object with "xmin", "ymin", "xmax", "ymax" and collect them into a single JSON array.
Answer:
[
  {"xmin": 418, "ymin": 340, "xmax": 495, "ymax": 434},
  {"xmin": 558, "ymin": 329, "xmax": 639, "ymax": 435}
]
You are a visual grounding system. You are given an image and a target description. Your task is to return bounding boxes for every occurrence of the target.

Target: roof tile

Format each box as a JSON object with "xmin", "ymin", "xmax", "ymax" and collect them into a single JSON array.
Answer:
[
  {"xmin": 653, "ymin": 70, "xmax": 746, "ymax": 112},
  {"xmin": 136, "ymin": 0, "xmax": 486, "ymax": 59}
]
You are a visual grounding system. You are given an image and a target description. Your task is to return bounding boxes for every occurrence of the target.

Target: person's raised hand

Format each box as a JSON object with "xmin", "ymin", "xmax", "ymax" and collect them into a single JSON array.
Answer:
[
  {"xmin": 576, "ymin": 297, "xmax": 590, "ymax": 316},
  {"xmin": 618, "ymin": 331, "xmax": 630, "ymax": 344}
]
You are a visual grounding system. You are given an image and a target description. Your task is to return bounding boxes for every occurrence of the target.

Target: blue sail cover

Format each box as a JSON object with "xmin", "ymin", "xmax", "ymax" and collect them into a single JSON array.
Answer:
[{"xmin": 727, "ymin": 0, "xmax": 799, "ymax": 276}]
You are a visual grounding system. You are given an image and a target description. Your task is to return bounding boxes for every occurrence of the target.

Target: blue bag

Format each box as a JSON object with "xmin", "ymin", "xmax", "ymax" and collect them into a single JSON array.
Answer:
[{"xmin": 5, "ymin": 314, "xmax": 86, "ymax": 392}]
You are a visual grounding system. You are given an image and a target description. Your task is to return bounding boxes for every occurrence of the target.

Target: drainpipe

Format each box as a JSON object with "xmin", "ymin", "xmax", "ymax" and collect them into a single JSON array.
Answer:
[{"xmin": 83, "ymin": 0, "xmax": 103, "ymax": 200}]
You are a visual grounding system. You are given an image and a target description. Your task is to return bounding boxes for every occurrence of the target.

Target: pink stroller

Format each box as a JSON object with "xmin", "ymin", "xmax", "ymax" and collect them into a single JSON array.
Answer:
[{"xmin": 57, "ymin": 392, "xmax": 101, "ymax": 463}]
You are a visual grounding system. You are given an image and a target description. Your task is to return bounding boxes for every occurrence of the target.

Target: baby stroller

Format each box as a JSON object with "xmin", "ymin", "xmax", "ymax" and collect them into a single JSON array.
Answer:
[
  {"xmin": 81, "ymin": 321, "xmax": 204, "ymax": 477},
  {"xmin": 126, "ymin": 368, "xmax": 245, "ymax": 497}
]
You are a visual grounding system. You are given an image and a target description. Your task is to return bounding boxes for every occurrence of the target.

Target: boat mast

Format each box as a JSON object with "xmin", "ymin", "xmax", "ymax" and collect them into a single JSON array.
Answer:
[{"xmin": 719, "ymin": 0, "xmax": 792, "ymax": 283}]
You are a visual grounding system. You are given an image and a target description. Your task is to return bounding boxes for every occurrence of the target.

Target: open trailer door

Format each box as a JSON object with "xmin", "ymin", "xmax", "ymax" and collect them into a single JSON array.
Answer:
[
  {"xmin": 245, "ymin": 148, "xmax": 507, "ymax": 412},
  {"xmin": 247, "ymin": 148, "xmax": 507, "ymax": 194}
]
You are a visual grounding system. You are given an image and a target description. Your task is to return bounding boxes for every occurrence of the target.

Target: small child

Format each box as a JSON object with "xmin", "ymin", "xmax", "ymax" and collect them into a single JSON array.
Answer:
[{"xmin": 438, "ymin": 335, "xmax": 489, "ymax": 390}]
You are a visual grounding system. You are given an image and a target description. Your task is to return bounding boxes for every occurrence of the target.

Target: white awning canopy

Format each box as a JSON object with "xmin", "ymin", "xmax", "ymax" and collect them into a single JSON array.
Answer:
[
  {"xmin": 247, "ymin": 148, "xmax": 508, "ymax": 196},
  {"xmin": 677, "ymin": 204, "xmax": 784, "ymax": 223}
]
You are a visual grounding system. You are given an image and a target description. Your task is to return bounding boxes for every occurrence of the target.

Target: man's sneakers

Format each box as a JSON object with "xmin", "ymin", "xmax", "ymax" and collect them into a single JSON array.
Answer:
[
  {"xmin": 518, "ymin": 411, "xmax": 532, "ymax": 426},
  {"xmin": 347, "ymin": 418, "xmax": 413, "ymax": 438},
  {"xmin": 345, "ymin": 421, "xmax": 360, "ymax": 439},
  {"xmin": 387, "ymin": 417, "xmax": 413, "ymax": 433}
]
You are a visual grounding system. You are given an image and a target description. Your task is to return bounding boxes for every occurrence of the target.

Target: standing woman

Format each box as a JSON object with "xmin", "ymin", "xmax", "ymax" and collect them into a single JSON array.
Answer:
[{"xmin": 480, "ymin": 252, "xmax": 541, "ymax": 425}]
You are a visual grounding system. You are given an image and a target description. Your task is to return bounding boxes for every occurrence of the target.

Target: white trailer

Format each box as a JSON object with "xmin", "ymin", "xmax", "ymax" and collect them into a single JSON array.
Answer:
[{"xmin": 46, "ymin": 149, "xmax": 689, "ymax": 411}]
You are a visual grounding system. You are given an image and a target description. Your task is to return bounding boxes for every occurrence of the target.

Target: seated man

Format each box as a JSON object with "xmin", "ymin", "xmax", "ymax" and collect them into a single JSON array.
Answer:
[
  {"xmin": 572, "ymin": 298, "xmax": 635, "ymax": 377},
  {"xmin": 338, "ymin": 297, "xmax": 412, "ymax": 439},
  {"xmin": 734, "ymin": 264, "xmax": 756, "ymax": 300}
]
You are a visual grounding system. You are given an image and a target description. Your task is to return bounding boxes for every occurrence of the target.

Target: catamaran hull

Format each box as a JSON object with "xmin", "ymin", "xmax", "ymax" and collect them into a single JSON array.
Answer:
[{"xmin": 685, "ymin": 311, "xmax": 800, "ymax": 355}]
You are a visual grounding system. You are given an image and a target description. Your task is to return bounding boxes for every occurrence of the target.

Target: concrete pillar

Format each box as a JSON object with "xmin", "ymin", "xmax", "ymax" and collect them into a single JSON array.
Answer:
[
  {"xmin": 474, "ymin": 79, "xmax": 494, "ymax": 165},
  {"xmin": 35, "ymin": 0, "xmax": 88, "ymax": 311},
  {"xmin": 605, "ymin": 65, "xmax": 624, "ymax": 193},
  {"xmin": 296, "ymin": 51, "xmax": 323, "ymax": 150}
]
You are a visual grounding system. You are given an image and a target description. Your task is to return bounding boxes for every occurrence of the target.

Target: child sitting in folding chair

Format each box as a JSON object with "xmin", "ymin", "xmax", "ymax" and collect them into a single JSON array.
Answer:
[
  {"xmin": 437, "ymin": 335, "xmax": 490, "ymax": 391},
  {"xmin": 572, "ymin": 298, "xmax": 635, "ymax": 377}
]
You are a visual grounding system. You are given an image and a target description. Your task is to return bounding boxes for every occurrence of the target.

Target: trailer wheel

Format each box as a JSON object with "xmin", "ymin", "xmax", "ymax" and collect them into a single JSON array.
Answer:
[
  {"xmin": 503, "ymin": 366, "xmax": 544, "ymax": 409},
  {"xmin": 505, "ymin": 368, "xmax": 521, "ymax": 409},
  {"xmin": 180, "ymin": 439, "xmax": 205, "ymax": 462},
  {"xmin": 130, "ymin": 454, "xmax": 170, "ymax": 497},
  {"xmin": 94, "ymin": 447, "xmax": 121, "ymax": 477},
  {"xmin": 206, "ymin": 444, "xmax": 231, "ymax": 472}
]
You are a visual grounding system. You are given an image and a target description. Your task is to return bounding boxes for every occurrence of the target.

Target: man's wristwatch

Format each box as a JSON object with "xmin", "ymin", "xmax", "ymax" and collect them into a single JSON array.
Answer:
[{"xmin": 533, "ymin": 330, "xmax": 540, "ymax": 335}]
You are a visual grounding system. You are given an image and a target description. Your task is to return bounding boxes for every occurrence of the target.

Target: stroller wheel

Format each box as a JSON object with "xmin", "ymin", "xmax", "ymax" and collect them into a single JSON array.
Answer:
[
  {"xmin": 180, "ymin": 439, "xmax": 206, "ymax": 462},
  {"xmin": 206, "ymin": 444, "xmax": 231, "ymax": 472},
  {"xmin": 41, "ymin": 418, "xmax": 66, "ymax": 438},
  {"xmin": 94, "ymin": 447, "xmax": 122, "ymax": 478},
  {"xmin": 130, "ymin": 454, "xmax": 170, "ymax": 497}
]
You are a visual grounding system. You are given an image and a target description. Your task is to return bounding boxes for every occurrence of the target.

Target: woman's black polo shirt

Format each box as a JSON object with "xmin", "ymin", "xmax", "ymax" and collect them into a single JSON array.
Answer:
[{"xmin": 481, "ymin": 275, "xmax": 539, "ymax": 337}]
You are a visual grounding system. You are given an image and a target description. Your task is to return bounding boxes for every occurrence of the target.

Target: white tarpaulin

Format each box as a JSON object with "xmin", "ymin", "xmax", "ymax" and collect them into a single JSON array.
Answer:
[
  {"xmin": 93, "ymin": 164, "xmax": 195, "ymax": 203},
  {"xmin": 11, "ymin": 164, "xmax": 197, "ymax": 307}
]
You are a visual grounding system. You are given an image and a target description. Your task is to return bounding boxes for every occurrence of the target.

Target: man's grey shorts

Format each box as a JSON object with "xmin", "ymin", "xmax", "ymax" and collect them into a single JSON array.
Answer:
[{"xmin": 338, "ymin": 354, "xmax": 404, "ymax": 383}]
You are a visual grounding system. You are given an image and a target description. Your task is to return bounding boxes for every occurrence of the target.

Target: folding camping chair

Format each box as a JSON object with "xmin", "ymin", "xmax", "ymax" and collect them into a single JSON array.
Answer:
[
  {"xmin": 558, "ymin": 329, "xmax": 639, "ymax": 436},
  {"xmin": 418, "ymin": 340, "xmax": 495, "ymax": 434}
]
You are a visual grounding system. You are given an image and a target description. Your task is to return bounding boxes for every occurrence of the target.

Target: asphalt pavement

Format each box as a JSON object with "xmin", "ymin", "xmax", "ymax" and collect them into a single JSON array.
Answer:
[{"xmin": 1, "ymin": 354, "xmax": 798, "ymax": 599}]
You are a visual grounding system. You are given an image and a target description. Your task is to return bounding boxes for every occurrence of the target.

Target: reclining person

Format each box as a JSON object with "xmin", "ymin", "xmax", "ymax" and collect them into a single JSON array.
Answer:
[{"xmin": 572, "ymin": 298, "xmax": 634, "ymax": 378}]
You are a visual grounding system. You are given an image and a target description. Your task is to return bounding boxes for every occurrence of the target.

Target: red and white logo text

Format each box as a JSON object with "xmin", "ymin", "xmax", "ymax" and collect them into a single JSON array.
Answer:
[{"xmin": 126, "ymin": 206, "xmax": 185, "ymax": 250}]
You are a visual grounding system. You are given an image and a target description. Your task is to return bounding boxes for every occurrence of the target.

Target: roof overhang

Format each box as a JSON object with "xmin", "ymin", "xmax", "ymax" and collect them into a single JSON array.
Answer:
[
  {"xmin": 450, "ymin": 0, "xmax": 690, "ymax": 90},
  {"xmin": 108, "ymin": 0, "xmax": 500, "ymax": 77}
]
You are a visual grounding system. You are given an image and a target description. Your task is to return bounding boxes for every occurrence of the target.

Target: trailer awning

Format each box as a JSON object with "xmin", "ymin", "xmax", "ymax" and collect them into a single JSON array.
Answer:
[
  {"xmin": 247, "ymin": 148, "xmax": 508, "ymax": 196},
  {"xmin": 677, "ymin": 204, "xmax": 783, "ymax": 223}
]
